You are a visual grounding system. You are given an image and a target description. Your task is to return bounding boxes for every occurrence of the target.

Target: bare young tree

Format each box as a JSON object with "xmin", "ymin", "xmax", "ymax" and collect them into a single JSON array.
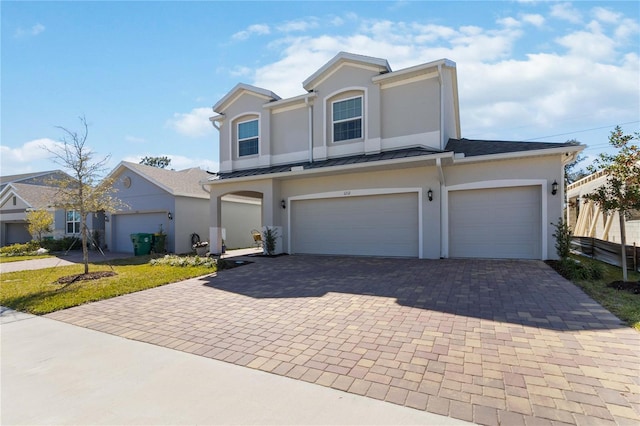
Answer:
[{"xmin": 44, "ymin": 116, "xmax": 123, "ymax": 274}]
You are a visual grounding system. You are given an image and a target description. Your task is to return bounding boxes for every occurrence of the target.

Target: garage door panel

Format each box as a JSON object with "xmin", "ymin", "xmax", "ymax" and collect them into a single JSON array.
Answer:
[
  {"xmin": 449, "ymin": 186, "xmax": 541, "ymax": 259},
  {"xmin": 291, "ymin": 193, "xmax": 418, "ymax": 257}
]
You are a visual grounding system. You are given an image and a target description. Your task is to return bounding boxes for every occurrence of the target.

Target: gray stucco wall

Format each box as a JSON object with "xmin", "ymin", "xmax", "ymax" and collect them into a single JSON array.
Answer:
[{"xmin": 380, "ymin": 78, "xmax": 440, "ymax": 144}]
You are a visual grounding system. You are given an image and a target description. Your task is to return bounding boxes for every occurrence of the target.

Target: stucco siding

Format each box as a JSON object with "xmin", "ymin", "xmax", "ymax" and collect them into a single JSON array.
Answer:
[
  {"xmin": 271, "ymin": 107, "xmax": 309, "ymax": 157},
  {"xmin": 381, "ymin": 78, "xmax": 440, "ymax": 145},
  {"xmin": 175, "ymin": 196, "xmax": 209, "ymax": 254},
  {"xmin": 221, "ymin": 199, "xmax": 262, "ymax": 249}
]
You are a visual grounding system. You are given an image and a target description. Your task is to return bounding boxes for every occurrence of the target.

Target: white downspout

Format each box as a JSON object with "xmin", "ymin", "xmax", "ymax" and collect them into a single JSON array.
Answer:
[
  {"xmin": 438, "ymin": 64, "xmax": 444, "ymax": 151},
  {"xmin": 305, "ymin": 97, "xmax": 313, "ymax": 163},
  {"xmin": 437, "ymin": 157, "xmax": 447, "ymax": 258}
]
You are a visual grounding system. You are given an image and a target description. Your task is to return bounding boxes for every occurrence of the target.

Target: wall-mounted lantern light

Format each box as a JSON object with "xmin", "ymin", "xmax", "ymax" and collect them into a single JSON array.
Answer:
[
  {"xmin": 427, "ymin": 189, "xmax": 433, "ymax": 202},
  {"xmin": 168, "ymin": 212, "xmax": 173, "ymax": 220},
  {"xmin": 281, "ymin": 199, "xmax": 286, "ymax": 209},
  {"xmin": 551, "ymin": 180, "xmax": 558, "ymax": 196}
]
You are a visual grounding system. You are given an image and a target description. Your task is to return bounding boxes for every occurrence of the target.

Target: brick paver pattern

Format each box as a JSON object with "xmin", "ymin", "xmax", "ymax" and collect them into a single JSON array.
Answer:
[{"xmin": 47, "ymin": 257, "xmax": 640, "ymax": 426}]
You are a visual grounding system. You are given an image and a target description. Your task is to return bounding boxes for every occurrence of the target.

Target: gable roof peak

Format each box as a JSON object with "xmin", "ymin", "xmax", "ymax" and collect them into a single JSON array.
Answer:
[
  {"xmin": 303, "ymin": 51, "xmax": 392, "ymax": 91},
  {"xmin": 213, "ymin": 82, "xmax": 281, "ymax": 113}
]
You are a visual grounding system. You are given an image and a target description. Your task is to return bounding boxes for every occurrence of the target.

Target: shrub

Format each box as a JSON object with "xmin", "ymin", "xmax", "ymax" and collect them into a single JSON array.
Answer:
[
  {"xmin": 0, "ymin": 241, "xmax": 40, "ymax": 256},
  {"xmin": 40, "ymin": 237, "xmax": 82, "ymax": 252},
  {"xmin": 149, "ymin": 255, "xmax": 217, "ymax": 268},
  {"xmin": 556, "ymin": 257, "xmax": 604, "ymax": 281},
  {"xmin": 263, "ymin": 227, "xmax": 278, "ymax": 256},
  {"xmin": 552, "ymin": 217, "xmax": 572, "ymax": 259}
]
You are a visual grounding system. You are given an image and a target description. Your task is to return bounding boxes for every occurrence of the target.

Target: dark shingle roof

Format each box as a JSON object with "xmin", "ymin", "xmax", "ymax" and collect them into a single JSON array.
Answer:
[
  {"xmin": 213, "ymin": 147, "xmax": 443, "ymax": 180},
  {"xmin": 446, "ymin": 138, "xmax": 575, "ymax": 157}
]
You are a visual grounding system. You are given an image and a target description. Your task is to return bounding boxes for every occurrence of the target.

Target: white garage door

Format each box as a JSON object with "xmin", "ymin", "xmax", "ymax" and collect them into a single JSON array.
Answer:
[
  {"xmin": 112, "ymin": 213, "xmax": 168, "ymax": 253},
  {"xmin": 291, "ymin": 192, "xmax": 419, "ymax": 257},
  {"xmin": 449, "ymin": 186, "xmax": 541, "ymax": 259}
]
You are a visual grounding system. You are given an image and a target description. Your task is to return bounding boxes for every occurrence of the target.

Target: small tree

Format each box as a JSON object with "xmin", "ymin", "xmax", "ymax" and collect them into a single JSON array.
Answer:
[
  {"xmin": 552, "ymin": 217, "xmax": 572, "ymax": 260},
  {"xmin": 583, "ymin": 126, "xmax": 640, "ymax": 281},
  {"xmin": 26, "ymin": 209, "xmax": 54, "ymax": 242},
  {"xmin": 44, "ymin": 116, "xmax": 124, "ymax": 274},
  {"xmin": 140, "ymin": 156, "xmax": 171, "ymax": 168}
]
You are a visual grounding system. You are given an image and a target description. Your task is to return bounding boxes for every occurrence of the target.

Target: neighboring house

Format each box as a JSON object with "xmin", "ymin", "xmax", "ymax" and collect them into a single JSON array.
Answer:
[
  {"xmin": 204, "ymin": 52, "xmax": 584, "ymax": 259},
  {"xmin": 105, "ymin": 162, "xmax": 261, "ymax": 254},
  {"xmin": 0, "ymin": 170, "xmax": 103, "ymax": 247},
  {"xmin": 567, "ymin": 170, "xmax": 640, "ymax": 245}
]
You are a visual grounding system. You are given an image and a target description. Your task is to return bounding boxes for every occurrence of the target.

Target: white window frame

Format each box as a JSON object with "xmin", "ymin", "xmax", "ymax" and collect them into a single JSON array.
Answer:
[
  {"xmin": 331, "ymin": 95, "xmax": 363, "ymax": 143},
  {"xmin": 237, "ymin": 118, "xmax": 259, "ymax": 157},
  {"xmin": 66, "ymin": 210, "xmax": 81, "ymax": 235}
]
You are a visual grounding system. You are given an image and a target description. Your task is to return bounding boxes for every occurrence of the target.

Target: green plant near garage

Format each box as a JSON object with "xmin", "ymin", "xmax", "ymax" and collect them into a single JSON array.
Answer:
[{"xmin": 263, "ymin": 227, "xmax": 278, "ymax": 256}]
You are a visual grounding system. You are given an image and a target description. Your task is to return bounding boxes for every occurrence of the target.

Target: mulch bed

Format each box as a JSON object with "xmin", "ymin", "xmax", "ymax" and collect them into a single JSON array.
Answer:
[
  {"xmin": 607, "ymin": 281, "xmax": 640, "ymax": 294},
  {"xmin": 57, "ymin": 271, "xmax": 117, "ymax": 284}
]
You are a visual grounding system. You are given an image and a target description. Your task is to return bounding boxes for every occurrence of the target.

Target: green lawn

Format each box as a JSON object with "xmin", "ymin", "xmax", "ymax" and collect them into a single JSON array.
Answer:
[
  {"xmin": 0, "ymin": 254, "xmax": 52, "ymax": 263},
  {"xmin": 569, "ymin": 255, "xmax": 640, "ymax": 331},
  {"xmin": 0, "ymin": 255, "xmax": 216, "ymax": 315}
]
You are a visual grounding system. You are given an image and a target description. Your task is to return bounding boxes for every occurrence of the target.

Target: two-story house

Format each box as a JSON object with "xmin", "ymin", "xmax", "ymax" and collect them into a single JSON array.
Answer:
[{"xmin": 204, "ymin": 52, "xmax": 584, "ymax": 259}]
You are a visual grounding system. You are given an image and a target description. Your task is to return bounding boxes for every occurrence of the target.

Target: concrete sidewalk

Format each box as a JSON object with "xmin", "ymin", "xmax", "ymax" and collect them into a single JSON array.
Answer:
[{"xmin": 1, "ymin": 308, "xmax": 473, "ymax": 425}]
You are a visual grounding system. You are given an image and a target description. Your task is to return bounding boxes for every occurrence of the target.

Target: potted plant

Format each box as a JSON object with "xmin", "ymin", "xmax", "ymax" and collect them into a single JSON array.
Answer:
[{"xmin": 192, "ymin": 241, "xmax": 209, "ymax": 256}]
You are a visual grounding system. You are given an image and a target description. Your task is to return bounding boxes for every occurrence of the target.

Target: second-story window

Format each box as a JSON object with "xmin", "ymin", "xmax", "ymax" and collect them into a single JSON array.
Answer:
[
  {"xmin": 66, "ymin": 210, "xmax": 81, "ymax": 234},
  {"xmin": 333, "ymin": 96, "xmax": 362, "ymax": 142},
  {"xmin": 238, "ymin": 119, "xmax": 259, "ymax": 157}
]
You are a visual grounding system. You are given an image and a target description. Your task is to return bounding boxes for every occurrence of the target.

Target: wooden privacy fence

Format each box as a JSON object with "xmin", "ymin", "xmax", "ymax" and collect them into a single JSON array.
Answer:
[{"xmin": 571, "ymin": 236, "xmax": 640, "ymax": 272}]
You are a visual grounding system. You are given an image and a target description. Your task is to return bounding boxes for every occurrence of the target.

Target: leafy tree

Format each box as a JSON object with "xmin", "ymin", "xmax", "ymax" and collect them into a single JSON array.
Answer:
[
  {"xmin": 583, "ymin": 126, "xmax": 640, "ymax": 281},
  {"xmin": 564, "ymin": 140, "xmax": 588, "ymax": 185},
  {"xmin": 26, "ymin": 209, "xmax": 54, "ymax": 242},
  {"xmin": 140, "ymin": 156, "xmax": 171, "ymax": 169},
  {"xmin": 44, "ymin": 116, "xmax": 124, "ymax": 274}
]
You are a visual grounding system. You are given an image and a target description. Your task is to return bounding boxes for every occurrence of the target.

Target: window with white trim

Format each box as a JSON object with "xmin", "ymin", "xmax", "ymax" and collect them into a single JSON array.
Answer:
[
  {"xmin": 66, "ymin": 210, "xmax": 81, "ymax": 234},
  {"xmin": 332, "ymin": 96, "xmax": 362, "ymax": 142},
  {"xmin": 238, "ymin": 119, "xmax": 259, "ymax": 157}
]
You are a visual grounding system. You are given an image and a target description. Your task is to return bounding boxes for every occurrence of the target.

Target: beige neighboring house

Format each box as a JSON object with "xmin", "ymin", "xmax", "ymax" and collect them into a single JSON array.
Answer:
[
  {"xmin": 0, "ymin": 170, "xmax": 103, "ymax": 247},
  {"xmin": 105, "ymin": 162, "xmax": 260, "ymax": 254},
  {"xmin": 203, "ymin": 52, "xmax": 584, "ymax": 259},
  {"xmin": 567, "ymin": 170, "xmax": 640, "ymax": 245}
]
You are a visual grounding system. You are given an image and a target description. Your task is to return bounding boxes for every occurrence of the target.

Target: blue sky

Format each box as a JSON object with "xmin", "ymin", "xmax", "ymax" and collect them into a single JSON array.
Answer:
[{"xmin": 2, "ymin": 1, "xmax": 638, "ymax": 176}]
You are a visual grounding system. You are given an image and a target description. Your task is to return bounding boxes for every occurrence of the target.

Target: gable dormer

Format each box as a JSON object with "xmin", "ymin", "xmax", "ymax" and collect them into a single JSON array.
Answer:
[{"xmin": 211, "ymin": 84, "xmax": 281, "ymax": 173}]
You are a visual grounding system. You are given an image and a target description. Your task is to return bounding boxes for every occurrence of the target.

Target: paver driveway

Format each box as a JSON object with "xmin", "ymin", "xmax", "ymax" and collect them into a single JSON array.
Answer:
[{"xmin": 47, "ymin": 256, "xmax": 640, "ymax": 425}]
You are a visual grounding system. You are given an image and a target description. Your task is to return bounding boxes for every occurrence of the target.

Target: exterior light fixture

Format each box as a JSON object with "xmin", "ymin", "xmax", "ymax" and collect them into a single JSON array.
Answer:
[
  {"xmin": 427, "ymin": 189, "xmax": 433, "ymax": 201},
  {"xmin": 551, "ymin": 180, "xmax": 558, "ymax": 196},
  {"xmin": 281, "ymin": 199, "xmax": 286, "ymax": 209},
  {"xmin": 168, "ymin": 212, "xmax": 173, "ymax": 220}
]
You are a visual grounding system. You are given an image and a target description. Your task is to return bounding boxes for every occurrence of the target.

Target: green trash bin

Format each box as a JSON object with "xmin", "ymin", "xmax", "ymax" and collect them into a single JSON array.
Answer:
[
  {"xmin": 130, "ymin": 233, "xmax": 152, "ymax": 255},
  {"xmin": 152, "ymin": 233, "xmax": 166, "ymax": 254}
]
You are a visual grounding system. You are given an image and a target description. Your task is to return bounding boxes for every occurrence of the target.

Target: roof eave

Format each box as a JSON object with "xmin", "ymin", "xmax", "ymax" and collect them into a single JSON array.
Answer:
[
  {"xmin": 451, "ymin": 145, "xmax": 585, "ymax": 165},
  {"xmin": 203, "ymin": 151, "xmax": 455, "ymax": 185}
]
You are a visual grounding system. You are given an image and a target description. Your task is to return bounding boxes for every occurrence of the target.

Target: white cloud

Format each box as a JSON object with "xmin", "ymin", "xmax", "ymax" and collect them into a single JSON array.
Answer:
[
  {"xmin": 0, "ymin": 138, "xmax": 64, "ymax": 175},
  {"xmin": 556, "ymin": 27, "xmax": 616, "ymax": 61},
  {"xmin": 232, "ymin": 24, "xmax": 270, "ymax": 41},
  {"xmin": 14, "ymin": 23, "xmax": 45, "ymax": 38},
  {"xmin": 238, "ymin": 12, "xmax": 638, "ymax": 143},
  {"xmin": 277, "ymin": 19, "xmax": 319, "ymax": 33},
  {"xmin": 592, "ymin": 7, "xmax": 621, "ymax": 24},
  {"xmin": 123, "ymin": 154, "xmax": 218, "ymax": 173},
  {"xmin": 166, "ymin": 107, "xmax": 214, "ymax": 138},
  {"xmin": 498, "ymin": 17, "xmax": 521, "ymax": 28},
  {"xmin": 229, "ymin": 65, "xmax": 252, "ymax": 77},
  {"xmin": 521, "ymin": 14, "xmax": 545, "ymax": 27},
  {"xmin": 550, "ymin": 3, "xmax": 583, "ymax": 24}
]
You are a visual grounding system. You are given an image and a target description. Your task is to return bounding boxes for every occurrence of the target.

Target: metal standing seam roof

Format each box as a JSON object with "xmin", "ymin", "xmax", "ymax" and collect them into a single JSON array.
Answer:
[
  {"xmin": 211, "ymin": 147, "xmax": 444, "ymax": 180},
  {"xmin": 209, "ymin": 139, "xmax": 579, "ymax": 181}
]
